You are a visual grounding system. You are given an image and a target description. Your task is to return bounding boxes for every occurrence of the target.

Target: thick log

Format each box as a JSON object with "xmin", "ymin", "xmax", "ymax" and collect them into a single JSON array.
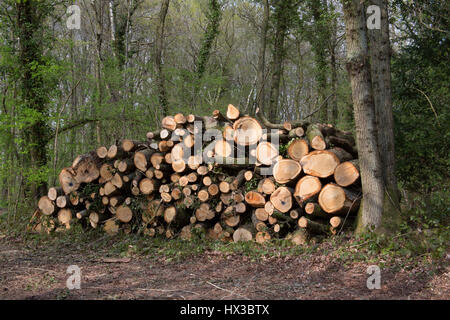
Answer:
[
  {"xmin": 287, "ymin": 139, "xmax": 309, "ymax": 161},
  {"xmin": 256, "ymin": 141, "xmax": 279, "ymax": 165},
  {"xmin": 96, "ymin": 146, "xmax": 108, "ymax": 159},
  {"xmin": 57, "ymin": 208, "xmax": 73, "ymax": 226},
  {"xmin": 300, "ymin": 150, "xmax": 340, "ymax": 178},
  {"xmin": 294, "ymin": 175, "xmax": 322, "ymax": 207},
  {"xmin": 59, "ymin": 167, "xmax": 80, "ymax": 194},
  {"xmin": 100, "ymin": 163, "xmax": 114, "ymax": 181},
  {"xmin": 257, "ymin": 177, "xmax": 276, "ymax": 195},
  {"xmin": 318, "ymin": 183, "xmax": 361, "ymax": 215},
  {"xmin": 270, "ymin": 187, "xmax": 293, "ymax": 213},
  {"xmin": 38, "ymin": 196, "xmax": 55, "ymax": 215},
  {"xmin": 273, "ymin": 159, "xmax": 302, "ymax": 184},
  {"xmin": 233, "ymin": 116, "xmax": 263, "ymax": 146},
  {"xmin": 334, "ymin": 160, "xmax": 360, "ymax": 187}
]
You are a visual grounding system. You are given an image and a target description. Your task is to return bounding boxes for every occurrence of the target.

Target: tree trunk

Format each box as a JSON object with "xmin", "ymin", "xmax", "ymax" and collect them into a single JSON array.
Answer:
[
  {"xmin": 255, "ymin": 0, "xmax": 269, "ymax": 114},
  {"xmin": 154, "ymin": 0, "xmax": 170, "ymax": 116},
  {"xmin": 342, "ymin": 0, "xmax": 385, "ymax": 233}
]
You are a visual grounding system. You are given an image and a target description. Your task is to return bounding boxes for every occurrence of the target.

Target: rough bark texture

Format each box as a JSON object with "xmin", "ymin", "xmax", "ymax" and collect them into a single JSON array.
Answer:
[{"xmin": 342, "ymin": 0, "xmax": 385, "ymax": 233}]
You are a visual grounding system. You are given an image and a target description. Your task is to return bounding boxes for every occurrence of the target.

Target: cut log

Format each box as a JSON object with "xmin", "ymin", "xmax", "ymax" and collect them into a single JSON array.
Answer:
[
  {"xmin": 139, "ymin": 178, "xmax": 158, "ymax": 195},
  {"xmin": 134, "ymin": 149, "xmax": 156, "ymax": 172},
  {"xmin": 272, "ymin": 159, "xmax": 302, "ymax": 184},
  {"xmin": 48, "ymin": 187, "xmax": 64, "ymax": 201},
  {"xmin": 233, "ymin": 116, "xmax": 263, "ymax": 146},
  {"xmin": 293, "ymin": 175, "xmax": 322, "ymax": 206},
  {"xmin": 56, "ymin": 195, "xmax": 69, "ymax": 208},
  {"xmin": 59, "ymin": 167, "xmax": 80, "ymax": 194},
  {"xmin": 244, "ymin": 170, "xmax": 253, "ymax": 181},
  {"xmin": 298, "ymin": 217, "xmax": 329, "ymax": 234},
  {"xmin": 214, "ymin": 140, "xmax": 233, "ymax": 158},
  {"xmin": 289, "ymin": 229, "xmax": 308, "ymax": 245},
  {"xmin": 107, "ymin": 144, "xmax": 125, "ymax": 159},
  {"xmin": 122, "ymin": 139, "xmax": 140, "ymax": 152},
  {"xmin": 256, "ymin": 141, "xmax": 279, "ymax": 165},
  {"xmin": 318, "ymin": 183, "xmax": 361, "ymax": 215},
  {"xmin": 287, "ymin": 139, "xmax": 309, "ymax": 161},
  {"xmin": 118, "ymin": 158, "xmax": 135, "ymax": 173},
  {"xmin": 174, "ymin": 113, "xmax": 186, "ymax": 125},
  {"xmin": 304, "ymin": 202, "xmax": 329, "ymax": 219},
  {"xmin": 306, "ymin": 124, "xmax": 326, "ymax": 150},
  {"xmin": 57, "ymin": 208, "xmax": 72, "ymax": 226},
  {"xmin": 96, "ymin": 146, "xmax": 108, "ymax": 159},
  {"xmin": 300, "ymin": 150, "xmax": 340, "ymax": 178},
  {"xmin": 233, "ymin": 224, "xmax": 254, "ymax": 242},
  {"xmin": 116, "ymin": 205, "xmax": 133, "ymax": 223},
  {"xmin": 257, "ymin": 177, "xmax": 276, "ymax": 195},
  {"xmin": 100, "ymin": 163, "xmax": 114, "ymax": 181},
  {"xmin": 334, "ymin": 160, "xmax": 360, "ymax": 187},
  {"xmin": 71, "ymin": 152, "xmax": 101, "ymax": 184},
  {"xmin": 38, "ymin": 196, "xmax": 55, "ymax": 215},
  {"xmin": 227, "ymin": 104, "xmax": 240, "ymax": 120},
  {"xmin": 244, "ymin": 191, "xmax": 266, "ymax": 208},
  {"xmin": 162, "ymin": 116, "xmax": 177, "ymax": 131},
  {"xmin": 270, "ymin": 187, "xmax": 293, "ymax": 213},
  {"xmin": 104, "ymin": 219, "xmax": 119, "ymax": 235},
  {"xmin": 255, "ymin": 208, "xmax": 269, "ymax": 221}
]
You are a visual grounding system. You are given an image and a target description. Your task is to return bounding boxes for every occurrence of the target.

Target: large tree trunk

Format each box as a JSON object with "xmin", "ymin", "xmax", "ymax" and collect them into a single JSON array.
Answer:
[
  {"xmin": 17, "ymin": 0, "xmax": 51, "ymax": 200},
  {"xmin": 268, "ymin": 0, "xmax": 293, "ymax": 122},
  {"xmin": 367, "ymin": 0, "xmax": 401, "ymax": 228},
  {"xmin": 342, "ymin": 0, "xmax": 385, "ymax": 233},
  {"xmin": 154, "ymin": 0, "xmax": 170, "ymax": 116},
  {"xmin": 255, "ymin": 0, "xmax": 269, "ymax": 114}
]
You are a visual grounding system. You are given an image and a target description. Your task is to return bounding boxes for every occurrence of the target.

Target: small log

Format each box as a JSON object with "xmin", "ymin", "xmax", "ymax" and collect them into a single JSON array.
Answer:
[
  {"xmin": 48, "ymin": 187, "xmax": 64, "ymax": 201},
  {"xmin": 56, "ymin": 195, "xmax": 69, "ymax": 208},
  {"xmin": 257, "ymin": 177, "xmax": 276, "ymax": 195},
  {"xmin": 298, "ymin": 217, "xmax": 329, "ymax": 234},
  {"xmin": 134, "ymin": 149, "xmax": 156, "ymax": 172},
  {"xmin": 96, "ymin": 146, "xmax": 108, "ymax": 159},
  {"xmin": 306, "ymin": 124, "xmax": 326, "ymax": 150},
  {"xmin": 227, "ymin": 104, "xmax": 240, "ymax": 120}
]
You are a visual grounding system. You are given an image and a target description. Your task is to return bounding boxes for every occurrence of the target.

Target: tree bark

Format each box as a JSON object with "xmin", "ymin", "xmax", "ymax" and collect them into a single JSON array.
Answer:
[
  {"xmin": 154, "ymin": 0, "xmax": 170, "ymax": 116},
  {"xmin": 342, "ymin": 0, "xmax": 385, "ymax": 233}
]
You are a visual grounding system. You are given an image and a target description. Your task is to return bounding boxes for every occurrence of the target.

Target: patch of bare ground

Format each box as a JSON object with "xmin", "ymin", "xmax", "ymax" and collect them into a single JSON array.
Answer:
[{"xmin": 0, "ymin": 236, "xmax": 448, "ymax": 300}]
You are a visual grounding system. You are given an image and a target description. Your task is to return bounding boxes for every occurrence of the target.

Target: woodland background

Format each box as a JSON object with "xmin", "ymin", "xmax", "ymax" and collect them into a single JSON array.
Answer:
[{"xmin": 0, "ymin": 0, "xmax": 448, "ymax": 232}]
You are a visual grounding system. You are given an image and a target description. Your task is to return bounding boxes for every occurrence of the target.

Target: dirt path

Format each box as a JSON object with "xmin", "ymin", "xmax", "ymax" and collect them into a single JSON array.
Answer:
[{"xmin": 0, "ymin": 237, "xmax": 448, "ymax": 300}]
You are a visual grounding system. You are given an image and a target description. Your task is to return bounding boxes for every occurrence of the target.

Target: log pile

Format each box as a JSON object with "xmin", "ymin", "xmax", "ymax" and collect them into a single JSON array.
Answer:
[{"xmin": 30, "ymin": 104, "xmax": 362, "ymax": 245}]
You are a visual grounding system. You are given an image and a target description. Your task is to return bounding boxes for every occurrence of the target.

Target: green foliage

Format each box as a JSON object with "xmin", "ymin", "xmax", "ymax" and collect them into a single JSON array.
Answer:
[{"xmin": 391, "ymin": 0, "xmax": 450, "ymax": 192}]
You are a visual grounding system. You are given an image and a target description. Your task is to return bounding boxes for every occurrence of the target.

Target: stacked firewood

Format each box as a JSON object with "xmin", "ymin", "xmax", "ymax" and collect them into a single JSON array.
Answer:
[{"xmin": 30, "ymin": 104, "xmax": 361, "ymax": 244}]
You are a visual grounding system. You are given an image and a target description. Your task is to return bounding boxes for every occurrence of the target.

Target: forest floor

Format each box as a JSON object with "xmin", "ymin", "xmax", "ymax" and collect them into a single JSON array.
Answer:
[{"xmin": 0, "ymin": 227, "xmax": 448, "ymax": 300}]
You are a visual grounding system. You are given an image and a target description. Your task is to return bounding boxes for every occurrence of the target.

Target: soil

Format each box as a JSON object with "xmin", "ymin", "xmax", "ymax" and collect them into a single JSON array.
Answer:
[{"xmin": 0, "ymin": 236, "xmax": 448, "ymax": 300}]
